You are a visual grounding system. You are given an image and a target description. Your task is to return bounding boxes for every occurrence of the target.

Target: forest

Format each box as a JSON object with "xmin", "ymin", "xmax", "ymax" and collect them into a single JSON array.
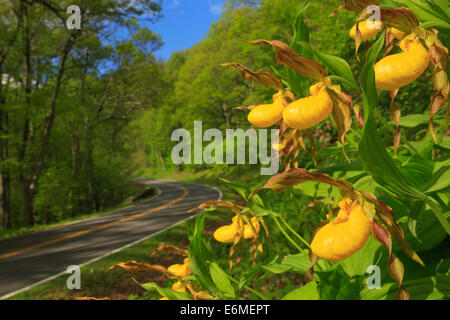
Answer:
[
  {"xmin": 0, "ymin": 0, "xmax": 170, "ymax": 229},
  {"xmin": 0, "ymin": 0, "xmax": 449, "ymax": 301}
]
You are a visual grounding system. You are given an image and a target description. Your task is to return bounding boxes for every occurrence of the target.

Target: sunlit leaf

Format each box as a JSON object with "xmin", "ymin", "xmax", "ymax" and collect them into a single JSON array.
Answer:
[
  {"xmin": 221, "ymin": 63, "xmax": 283, "ymax": 91},
  {"xmin": 134, "ymin": 279, "xmax": 191, "ymax": 300},
  {"xmin": 282, "ymin": 281, "xmax": 320, "ymax": 300},
  {"xmin": 210, "ymin": 263, "xmax": 236, "ymax": 299},
  {"xmin": 249, "ymin": 168, "xmax": 354, "ymax": 199},
  {"xmin": 108, "ymin": 261, "xmax": 167, "ymax": 274},
  {"xmin": 250, "ymin": 40, "xmax": 327, "ymax": 81}
]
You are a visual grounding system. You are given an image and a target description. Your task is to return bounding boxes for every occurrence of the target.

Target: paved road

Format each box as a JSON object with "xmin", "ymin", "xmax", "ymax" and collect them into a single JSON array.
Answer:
[{"xmin": 0, "ymin": 179, "xmax": 221, "ymax": 299}]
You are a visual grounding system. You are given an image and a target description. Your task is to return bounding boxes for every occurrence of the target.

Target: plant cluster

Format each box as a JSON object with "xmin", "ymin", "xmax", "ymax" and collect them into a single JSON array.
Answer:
[{"xmin": 109, "ymin": 0, "xmax": 449, "ymax": 300}]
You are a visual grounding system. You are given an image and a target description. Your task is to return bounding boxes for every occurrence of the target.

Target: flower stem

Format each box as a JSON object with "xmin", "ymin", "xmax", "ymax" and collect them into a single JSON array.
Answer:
[
  {"xmin": 227, "ymin": 275, "xmax": 268, "ymax": 300},
  {"xmin": 273, "ymin": 216, "xmax": 304, "ymax": 253},
  {"xmin": 279, "ymin": 216, "xmax": 311, "ymax": 249}
]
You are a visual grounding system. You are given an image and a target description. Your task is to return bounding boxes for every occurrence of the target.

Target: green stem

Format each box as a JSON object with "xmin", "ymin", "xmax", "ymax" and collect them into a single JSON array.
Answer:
[
  {"xmin": 373, "ymin": 108, "xmax": 422, "ymax": 157},
  {"xmin": 279, "ymin": 216, "xmax": 311, "ymax": 249},
  {"xmin": 273, "ymin": 216, "xmax": 304, "ymax": 253},
  {"xmin": 227, "ymin": 275, "xmax": 268, "ymax": 300}
]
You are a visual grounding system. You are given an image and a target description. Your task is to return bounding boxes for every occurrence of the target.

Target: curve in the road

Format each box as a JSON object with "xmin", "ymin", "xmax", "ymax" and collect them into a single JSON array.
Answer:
[{"xmin": 0, "ymin": 179, "xmax": 222, "ymax": 299}]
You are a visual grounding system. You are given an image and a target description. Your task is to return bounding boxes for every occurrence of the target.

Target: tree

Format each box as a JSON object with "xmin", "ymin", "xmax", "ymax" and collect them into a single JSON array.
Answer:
[{"xmin": 0, "ymin": 0, "xmax": 164, "ymax": 227}]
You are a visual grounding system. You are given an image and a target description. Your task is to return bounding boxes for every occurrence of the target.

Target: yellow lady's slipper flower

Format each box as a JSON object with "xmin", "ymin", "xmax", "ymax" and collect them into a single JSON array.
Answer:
[
  {"xmin": 248, "ymin": 93, "xmax": 285, "ymax": 128},
  {"xmin": 283, "ymin": 87, "xmax": 333, "ymax": 130},
  {"xmin": 172, "ymin": 280, "xmax": 187, "ymax": 293},
  {"xmin": 390, "ymin": 27, "xmax": 405, "ymax": 40},
  {"xmin": 349, "ymin": 20, "xmax": 384, "ymax": 41},
  {"xmin": 311, "ymin": 197, "xmax": 372, "ymax": 261},
  {"xmin": 167, "ymin": 259, "xmax": 191, "ymax": 279},
  {"xmin": 375, "ymin": 38, "xmax": 430, "ymax": 91},
  {"xmin": 243, "ymin": 217, "xmax": 261, "ymax": 239},
  {"xmin": 213, "ymin": 216, "xmax": 244, "ymax": 243}
]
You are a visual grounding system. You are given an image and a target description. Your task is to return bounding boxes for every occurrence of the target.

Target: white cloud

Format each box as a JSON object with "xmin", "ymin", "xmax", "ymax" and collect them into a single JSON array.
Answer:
[
  {"xmin": 209, "ymin": 4, "xmax": 223, "ymax": 15},
  {"xmin": 169, "ymin": 0, "xmax": 180, "ymax": 8}
]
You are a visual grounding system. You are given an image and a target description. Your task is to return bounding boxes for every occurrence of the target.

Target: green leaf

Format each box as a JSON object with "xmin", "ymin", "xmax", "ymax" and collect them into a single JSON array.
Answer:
[
  {"xmin": 358, "ymin": 32, "xmax": 425, "ymax": 199},
  {"xmin": 315, "ymin": 52, "xmax": 359, "ymax": 90},
  {"xmin": 317, "ymin": 265, "xmax": 363, "ymax": 300},
  {"xmin": 133, "ymin": 279, "xmax": 191, "ymax": 300},
  {"xmin": 210, "ymin": 263, "xmax": 236, "ymax": 299},
  {"xmin": 294, "ymin": 41, "xmax": 314, "ymax": 57},
  {"xmin": 297, "ymin": 181, "xmax": 338, "ymax": 199},
  {"xmin": 400, "ymin": 210, "xmax": 449, "ymax": 252},
  {"xmin": 360, "ymin": 32, "xmax": 385, "ymax": 116},
  {"xmin": 262, "ymin": 261, "xmax": 292, "ymax": 274},
  {"xmin": 436, "ymin": 259, "xmax": 450, "ymax": 274},
  {"xmin": 424, "ymin": 197, "xmax": 450, "ymax": 236},
  {"xmin": 327, "ymin": 75, "xmax": 360, "ymax": 92},
  {"xmin": 395, "ymin": 114, "xmax": 446, "ymax": 128},
  {"xmin": 394, "ymin": 0, "xmax": 450, "ymax": 27},
  {"xmin": 420, "ymin": 21, "xmax": 450, "ymax": 30},
  {"xmin": 219, "ymin": 178, "xmax": 249, "ymax": 200},
  {"xmin": 360, "ymin": 113, "xmax": 424, "ymax": 198},
  {"xmin": 438, "ymin": 136, "xmax": 450, "ymax": 150},
  {"xmin": 247, "ymin": 198, "xmax": 279, "ymax": 217},
  {"xmin": 360, "ymin": 274, "xmax": 450, "ymax": 300},
  {"xmin": 188, "ymin": 213, "xmax": 217, "ymax": 293},
  {"xmin": 262, "ymin": 251, "xmax": 321, "ymax": 275},
  {"xmin": 398, "ymin": 114, "xmax": 432, "ymax": 128},
  {"xmin": 291, "ymin": 1, "xmax": 311, "ymax": 57},
  {"xmin": 340, "ymin": 235, "xmax": 383, "ymax": 277},
  {"xmin": 282, "ymin": 281, "xmax": 320, "ymax": 300},
  {"xmin": 423, "ymin": 160, "xmax": 450, "ymax": 193},
  {"xmin": 397, "ymin": 155, "xmax": 435, "ymax": 190},
  {"xmin": 286, "ymin": 1, "xmax": 313, "ymax": 97},
  {"xmin": 280, "ymin": 251, "xmax": 313, "ymax": 274}
]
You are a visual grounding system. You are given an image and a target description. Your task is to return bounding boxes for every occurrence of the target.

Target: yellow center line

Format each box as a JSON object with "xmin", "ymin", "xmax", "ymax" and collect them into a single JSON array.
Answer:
[{"xmin": 0, "ymin": 183, "xmax": 189, "ymax": 260}]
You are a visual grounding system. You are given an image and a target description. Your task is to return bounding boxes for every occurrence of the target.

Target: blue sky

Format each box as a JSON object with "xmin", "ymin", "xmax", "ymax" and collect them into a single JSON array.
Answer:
[{"xmin": 149, "ymin": 0, "xmax": 227, "ymax": 60}]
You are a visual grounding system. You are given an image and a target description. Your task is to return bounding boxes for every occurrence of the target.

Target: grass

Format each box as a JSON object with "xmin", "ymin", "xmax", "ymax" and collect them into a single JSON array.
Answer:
[{"xmin": 8, "ymin": 166, "xmax": 259, "ymax": 300}]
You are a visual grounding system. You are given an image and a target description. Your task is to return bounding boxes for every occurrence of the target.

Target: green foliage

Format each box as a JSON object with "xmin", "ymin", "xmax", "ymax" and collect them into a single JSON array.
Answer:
[
  {"xmin": 0, "ymin": 0, "xmax": 166, "ymax": 229},
  {"xmin": 282, "ymin": 281, "xmax": 320, "ymax": 300},
  {"xmin": 144, "ymin": 0, "xmax": 450, "ymax": 302}
]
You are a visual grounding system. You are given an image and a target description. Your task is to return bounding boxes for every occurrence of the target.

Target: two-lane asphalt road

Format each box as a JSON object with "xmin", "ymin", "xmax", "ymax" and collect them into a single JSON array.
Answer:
[{"xmin": 0, "ymin": 179, "xmax": 221, "ymax": 299}]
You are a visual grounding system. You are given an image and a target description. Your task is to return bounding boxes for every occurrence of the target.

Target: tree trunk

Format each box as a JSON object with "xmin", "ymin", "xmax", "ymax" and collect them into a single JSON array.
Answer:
[
  {"xmin": 221, "ymin": 103, "xmax": 232, "ymax": 128},
  {"xmin": 0, "ymin": 50, "xmax": 12, "ymax": 231},
  {"xmin": 157, "ymin": 151, "xmax": 166, "ymax": 171},
  {"xmin": 0, "ymin": 174, "xmax": 6, "ymax": 230},
  {"xmin": 16, "ymin": 24, "xmax": 77, "ymax": 225},
  {"xmin": 19, "ymin": 177, "xmax": 35, "ymax": 226}
]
